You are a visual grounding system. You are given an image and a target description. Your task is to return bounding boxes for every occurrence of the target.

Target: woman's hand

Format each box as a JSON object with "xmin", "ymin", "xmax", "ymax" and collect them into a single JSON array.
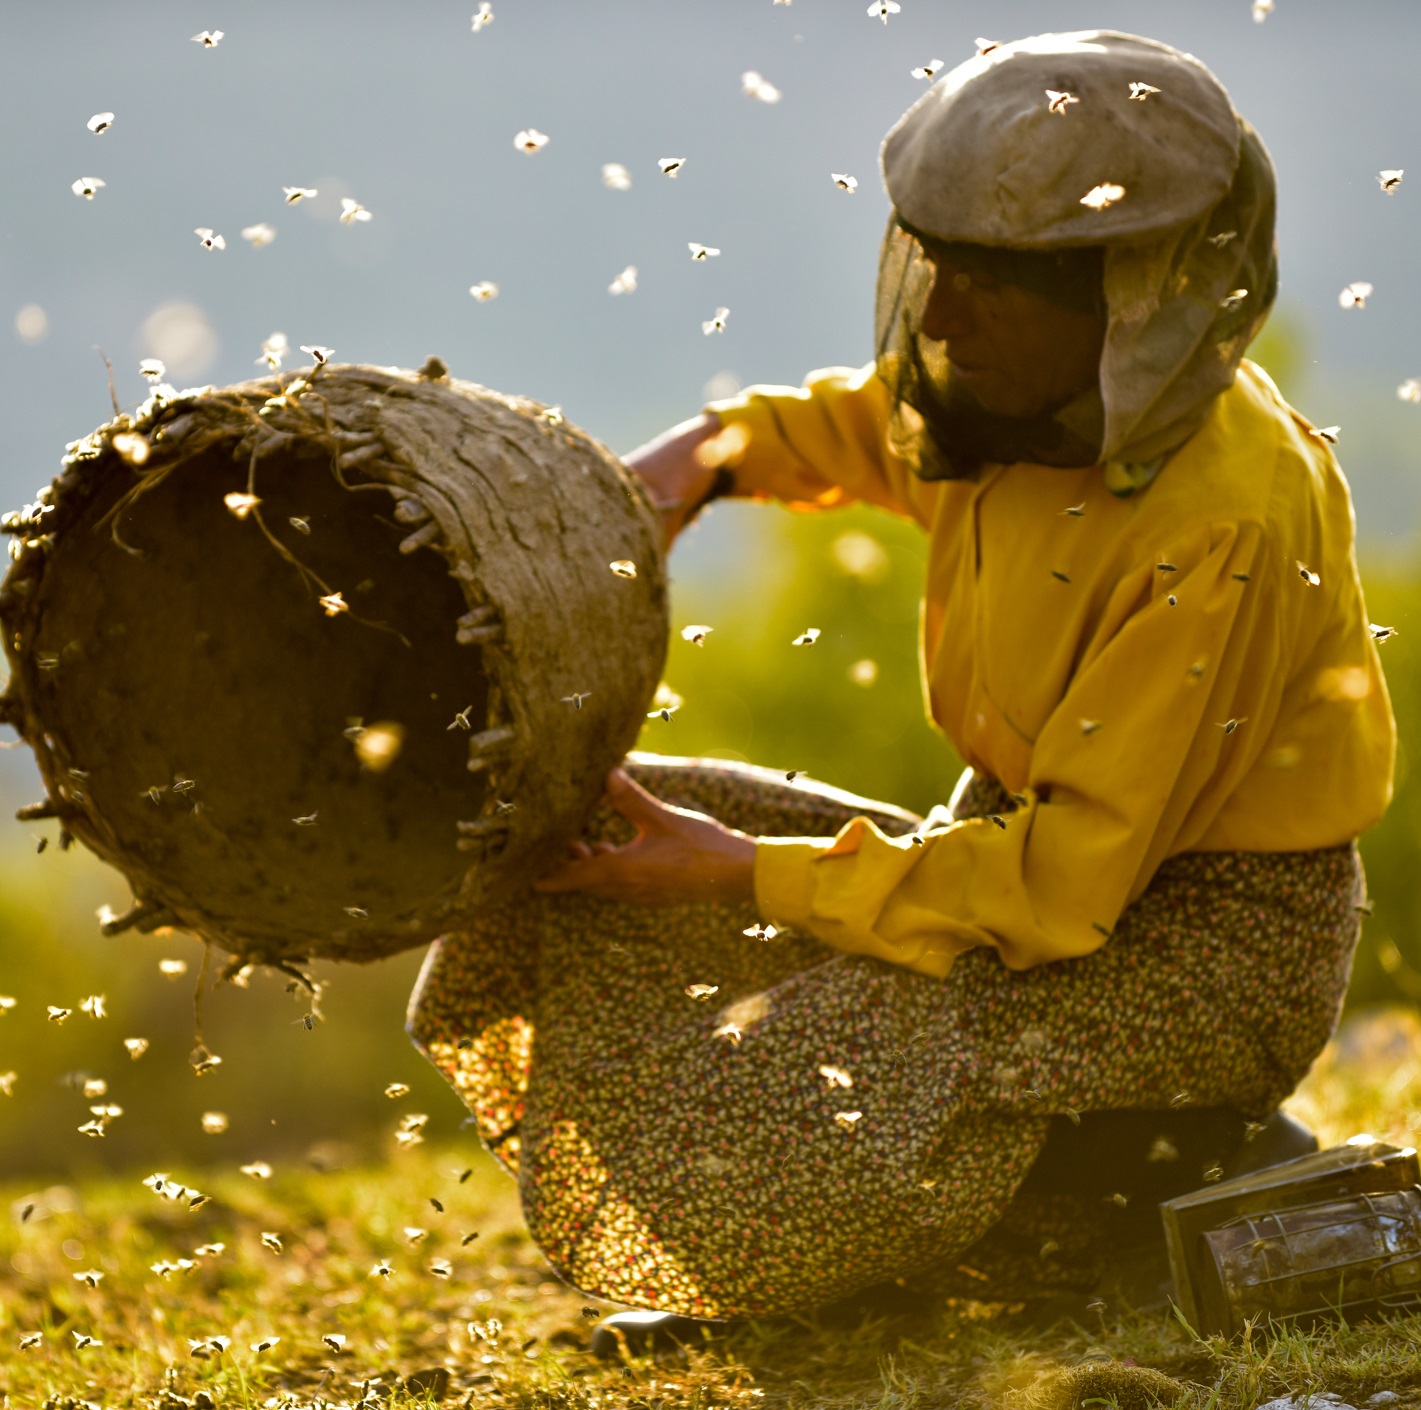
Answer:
[
  {"xmin": 534, "ymin": 768, "xmax": 757, "ymax": 906},
  {"xmin": 624, "ymin": 413, "xmax": 726, "ymax": 552}
]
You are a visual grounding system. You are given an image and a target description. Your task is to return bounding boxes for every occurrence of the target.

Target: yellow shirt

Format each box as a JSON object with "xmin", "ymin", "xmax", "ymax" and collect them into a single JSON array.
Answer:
[{"xmin": 707, "ymin": 360, "xmax": 1395, "ymax": 979}]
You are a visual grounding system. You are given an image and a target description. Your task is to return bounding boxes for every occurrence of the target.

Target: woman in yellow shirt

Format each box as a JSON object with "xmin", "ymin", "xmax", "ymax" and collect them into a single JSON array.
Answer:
[{"xmin": 410, "ymin": 30, "xmax": 1394, "ymax": 1339}]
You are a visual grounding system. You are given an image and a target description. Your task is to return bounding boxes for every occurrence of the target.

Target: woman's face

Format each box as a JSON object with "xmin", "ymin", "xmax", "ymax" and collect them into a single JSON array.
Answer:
[{"xmin": 919, "ymin": 251, "xmax": 1108, "ymax": 420}]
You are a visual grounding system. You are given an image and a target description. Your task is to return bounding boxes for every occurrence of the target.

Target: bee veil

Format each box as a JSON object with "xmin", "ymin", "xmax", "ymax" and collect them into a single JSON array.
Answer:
[{"xmin": 875, "ymin": 31, "xmax": 1278, "ymax": 488}]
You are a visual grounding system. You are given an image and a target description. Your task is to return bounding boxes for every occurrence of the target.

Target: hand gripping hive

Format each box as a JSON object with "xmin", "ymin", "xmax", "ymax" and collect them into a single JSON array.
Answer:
[{"xmin": 0, "ymin": 361, "xmax": 668, "ymax": 970}]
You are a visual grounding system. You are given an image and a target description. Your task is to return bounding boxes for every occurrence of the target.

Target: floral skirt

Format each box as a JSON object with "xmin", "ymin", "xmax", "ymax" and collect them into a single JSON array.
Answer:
[{"xmin": 407, "ymin": 754, "xmax": 1364, "ymax": 1319}]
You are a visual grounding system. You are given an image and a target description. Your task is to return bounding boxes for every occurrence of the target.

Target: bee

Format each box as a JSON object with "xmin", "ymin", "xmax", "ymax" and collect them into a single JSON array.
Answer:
[
  {"xmin": 428, "ymin": 1259, "xmax": 453, "ymax": 1278},
  {"xmin": 1310, "ymin": 426, "xmax": 1340, "ymax": 445},
  {"xmin": 404, "ymin": 1226, "xmax": 429, "ymax": 1245},
  {"xmin": 819, "ymin": 1064, "xmax": 853, "ymax": 1089},
  {"xmin": 990, "ymin": 815, "xmax": 1007, "ymax": 830},
  {"xmin": 581, "ymin": 1307, "xmax": 602, "ymax": 1322},
  {"xmin": 658, "ymin": 157, "xmax": 686, "ymax": 177},
  {"xmin": 1051, "ymin": 569, "xmax": 1071, "ymax": 584},
  {"xmin": 1297, "ymin": 562, "xmax": 1321, "ymax": 586},
  {"xmin": 608, "ymin": 265, "xmax": 637, "ymax": 295},
  {"xmin": 124, "ymin": 1037, "xmax": 149, "ymax": 1059},
  {"xmin": 1338, "ymin": 281, "xmax": 1373, "ymax": 310},
  {"xmin": 447, "ymin": 706, "xmax": 474, "ymax": 732},
  {"xmin": 792, "ymin": 627, "xmax": 820, "ymax": 645},
  {"xmin": 741, "ymin": 71, "xmax": 781, "ymax": 103},
  {"xmin": 1232, "ymin": 571, "xmax": 1252, "ymax": 583},
  {"xmin": 702, "ymin": 307, "xmax": 730, "ymax": 335},
  {"xmin": 744, "ymin": 923, "xmax": 779, "ymax": 941},
  {"xmin": 866, "ymin": 0, "xmax": 900, "ymax": 23},
  {"xmin": 1080, "ymin": 183, "xmax": 1126, "ymax": 211},
  {"xmin": 293, "ymin": 812, "xmax": 319, "ymax": 826},
  {"xmin": 241, "ymin": 1161, "xmax": 273, "ymax": 1180},
  {"xmin": 1219, "ymin": 289, "xmax": 1248, "ymax": 313},
  {"xmin": 1170, "ymin": 1091, "xmax": 1194, "ymax": 1108},
  {"xmin": 1080, "ymin": 718, "xmax": 1103, "ymax": 736},
  {"xmin": 714, "ymin": 1022, "xmax": 743, "ymax": 1046},
  {"xmin": 560, "ymin": 692, "xmax": 592, "ymax": 709},
  {"xmin": 1206, "ymin": 230, "xmax": 1238, "ymax": 248},
  {"xmin": 1086, "ymin": 1298, "xmax": 1107, "ymax": 1313},
  {"xmin": 834, "ymin": 1110, "xmax": 863, "ymax": 1129},
  {"xmin": 301, "ymin": 343, "xmax": 334, "ymax": 365},
  {"xmin": 1397, "ymin": 378, "xmax": 1421, "ymax": 403},
  {"xmin": 87, "ymin": 112, "xmax": 114, "ymax": 134},
  {"xmin": 371, "ymin": 1260, "xmax": 392, "ymax": 1278},
  {"xmin": 283, "ymin": 186, "xmax": 317, "ymax": 204},
  {"xmin": 1061, "ymin": 503, "xmax": 1086, "ymax": 517},
  {"xmin": 323, "ymin": 1333, "xmax": 346, "ymax": 1353},
  {"xmin": 688, "ymin": 242, "xmax": 720, "ymax": 260},
  {"xmin": 250, "ymin": 1337, "xmax": 280, "ymax": 1353},
  {"xmin": 241, "ymin": 223, "xmax": 277, "ymax": 248},
  {"xmin": 430, "ymin": 1197, "xmax": 444, "ymax": 1212},
  {"xmin": 472, "ymin": 2, "xmax": 494, "ymax": 30},
  {"xmin": 73, "ymin": 1332, "xmax": 101, "ymax": 1349},
  {"xmin": 681, "ymin": 624, "xmax": 713, "ymax": 646},
  {"xmin": 1167, "ymin": 594, "xmax": 1178, "ymax": 606},
  {"xmin": 602, "ymin": 163, "xmax": 632, "ymax": 191},
  {"xmin": 47, "ymin": 1006, "xmax": 72, "ymax": 1024},
  {"xmin": 784, "ymin": 770, "xmax": 802, "ymax": 783},
  {"xmin": 608, "ymin": 559, "xmax": 637, "ymax": 578},
  {"xmin": 386, "ymin": 1082, "xmax": 411, "ymax": 1099},
  {"xmin": 339, "ymin": 198, "xmax": 372, "ymax": 224},
  {"xmin": 911, "ymin": 59, "xmax": 944, "ymax": 80},
  {"xmin": 1370, "ymin": 623, "xmax": 1398, "ymax": 643},
  {"xmin": 191, "ymin": 29, "xmax": 224, "ymax": 47},
  {"xmin": 469, "ymin": 281, "xmax": 499, "ymax": 301},
  {"xmin": 1091, "ymin": 922, "xmax": 1113, "ymax": 939},
  {"xmin": 685, "ymin": 984, "xmax": 719, "ymax": 1000},
  {"xmin": 513, "ymin": 129, "xmax": 549, "ymax": 154},
  {"xmin": 194, "ymin": 227, "xmax": 226, "ymax": 252},
  {"xmin": 461, "ymin": 1231, "xmax": 480, "ymax": 1246},
  {"xmin": 81, "ymin": 994, "xmax": 106, "ymax": 1018},
  {"xmin": 1378, "ymin": 169, "xmax": 1404, "ymax": 194},
  {"xmin": 1045, "ymin": 89, "xmax": 1078, "ymax": 115},
  {"xmin": 71, "ymin": 177, "xmax": 105, "ymax": 199},
  {"xmin": 1252, "ymin": 0, "xmax": 1274, "ymax": 19},
  {"xmin": 19, "ymin": 1332, "xmax": 42, "ymax": 1350},
  {"xmin": 1128, "ymin": 81, "xmax": 1160, "ymax": 101},
  {"xmin": 831, "ymin": 173, "xmax": 858, "ymax": 193}
]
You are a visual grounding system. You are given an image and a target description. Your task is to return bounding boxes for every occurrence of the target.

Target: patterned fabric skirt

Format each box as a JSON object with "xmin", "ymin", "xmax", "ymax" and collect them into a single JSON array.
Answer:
[{"xmin": 407, "ymin": 755, "xmax": 1364, "ymax": 1320}]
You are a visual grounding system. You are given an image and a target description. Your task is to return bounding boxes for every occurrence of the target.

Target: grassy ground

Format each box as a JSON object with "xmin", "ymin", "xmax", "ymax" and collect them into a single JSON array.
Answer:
[{"xmin": 4, "ymin": 1009, "xmax": 1421, "ymax": 1410}]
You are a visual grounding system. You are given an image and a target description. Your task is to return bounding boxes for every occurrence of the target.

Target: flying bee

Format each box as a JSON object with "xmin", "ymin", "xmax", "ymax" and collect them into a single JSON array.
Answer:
[
  {"xmin": 1338, "ymin": 281, "xmax": 1373, "ymax": 310},
  {"xmin": 792, "ymin": 627, "xmax": 820, "ymax": 645},
  {"xmin": 560, "ymin": 692, "xmax": 592, "ymax": 709},
  {"xmin": 191, "ymin": 30, "xmax": 223, "ymax": 46},
  {"xmin": 685, "ymin": 984, "xmax": 719, "ymax": 1001},
  {"xmin": 1051, "ymin": 569, "xmax": 1071, "ymax": 584},
  {"xmin": 1219, "ymin": 289, "xmax": 1248, "ymax": 313},
  {"xmin": 283, "ymin": 186, "xmax": 317, "ymax": 204},
  {"xmin": 831, "ymin": 173, "xmax": 858, "ymax": 193},
  {"xmin": 702, "ymin": 307, "xmax": 730, "ymax": 335},
  {"xmin": 371, "ymin": 1260, "xmax": 392, "ymax": 1278},
  {"xmin": 469, "ymin": 281, "xmax": 499, "ymax": 301},
  {"xmin": 339, "ymin": 198, "xmax": 372, "ymax": 224},
  {"xmin": 1062, "ymin": 502, "xmax": 1086, "ymax": 517},
  {"xmin": 990, "ymin": 815, "xmax": 1007, "ymax": 830},
  {"xmin": 658, "ymin": 157, "xmax": 686, "ymax": 177},
  {"xmin": 323, "ymin": 1333, "xmax": 346, "ymax": 1352},
  {"xmin": 293, "ymin": 812, "xmax": 319, "ymax": 826},
  {"xmin": 19, "ymin": 1332, "xmax": 42, "ymax": 1350},
  {"xmin": 1128, "ymin": 81, "xmax": 1160, "ymax": 100},
  {"xmin": 819, "ymin": 1064, "xmax": 853, "ymax": 1089},
  {"xmin": 911, "ymin": 59, "xmax": 944, "ymax": 80},
  {"xmin": 1167, "ymin": 594, "xmax": 1178, "ymax": 606},
  {"xmin": 472, "ymin": 2, "xmax": 494, "ymax": 30},
  {"xmin": 602, "ymin": 163, "xmax": 632, "ymax": 190},
  {"xmin": 1045, "ymin": 89, "xmax": 1078, "ymax": 114},
  {"xmin": 688, "ymin": 242, "xmax": 720, "ymax": 260},
  {"xmin": 866, "ymin": 0, "xmax": 900, "ymax": 23},
  {"xmin": 1370, "ymin": 623, "xmax": 1398, "ymax": 643},
  {"xmin": 1080, "ymin": 718, "xmax": 1103, "ymax": 736},
  {"xmin": 261, "ymin": 1232, "xmax": 282, "ymax": 1253},
  {"xmin": 682, "ymin": 624, "xmax": 713, "ymax": 646},
  {"xmin": 744, "ymin": 923, "xmax": 779, "ymax": 941},
  {"xmin": 1297, "ymin": 562, "xmax": 1321, "ymax": 586},
  {"xmin": 71, "ymin": 176, "xmax": 105, "ymax": 199},
  {"xmin": 1311, "ymin": 426, "xmax": 1340, "ymax": 445},
  {"xmin": 194, "ymin": 228, "xmax": 226, "ymax": 251},
  {"xmin": 87, "ymin": 111, "xmax": 114, "ymax": 133},
  {"xmin": 461, "ymin": 1231, "xmax": 479, "ymax": 1245},
  {"xmin": 834, "ymin": 1110, "xmax": 863, "ymax": 1129},
  {"xmin": 513, "ymin": 129, "xmax": 549, "ymax": 154},
  {"xmin": 609, "ymin": 559, "xmax": 637, "ymax": 578},
  {"xmin": 242, "ymin": 223, "xmax": 277, "ymax": 248},
  {"xmin": 1379, "ymin": 169, "xmax": 1404, "ymax": 194},
  {"xmin": 608, "ymin": 265, "xmax": 637, "ymax": 295},
  {"xmin": 447, "ymin": 706, "xmax": 474, "ymax": 731}
]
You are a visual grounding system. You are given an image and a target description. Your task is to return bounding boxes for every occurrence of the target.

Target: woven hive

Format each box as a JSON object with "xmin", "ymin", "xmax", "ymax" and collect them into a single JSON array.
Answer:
[{"xmin": 0, "ymin": 360, "xmax": 667, "ymax": 969}]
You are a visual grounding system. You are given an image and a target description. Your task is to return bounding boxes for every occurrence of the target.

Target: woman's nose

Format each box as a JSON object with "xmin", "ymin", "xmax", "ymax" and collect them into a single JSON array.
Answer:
[{"xmin": 920, "ymin": 268, "xmax": 975, "ymax": 343}]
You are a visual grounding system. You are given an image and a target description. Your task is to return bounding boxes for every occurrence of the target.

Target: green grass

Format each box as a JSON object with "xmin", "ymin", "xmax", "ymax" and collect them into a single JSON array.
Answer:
[{"xmin": 4, "ymin": 1008, "xmax": 1421, "ymax": 1410}]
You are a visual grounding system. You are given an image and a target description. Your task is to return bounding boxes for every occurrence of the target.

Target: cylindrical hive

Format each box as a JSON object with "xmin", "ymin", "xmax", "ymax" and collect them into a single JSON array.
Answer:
[{"xmin": 0, "ymin": 361, "xmax": 667, "ymax": 967}]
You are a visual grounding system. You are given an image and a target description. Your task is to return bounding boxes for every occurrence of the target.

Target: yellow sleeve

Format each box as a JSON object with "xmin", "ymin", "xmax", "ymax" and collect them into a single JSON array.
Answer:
[
  {"xmin": 754, "ymin": 520, "xmax": 1282, "ymax": 978},
  {"xmin": 705, "ymin": 363, "xmax": 928, "ymax": 521}
]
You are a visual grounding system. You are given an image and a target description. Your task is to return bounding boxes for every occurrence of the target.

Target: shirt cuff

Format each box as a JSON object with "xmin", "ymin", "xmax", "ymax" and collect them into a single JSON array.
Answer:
[{"xmin": 752, "ymin": 837, "xmax": 832, "ymax": 929}]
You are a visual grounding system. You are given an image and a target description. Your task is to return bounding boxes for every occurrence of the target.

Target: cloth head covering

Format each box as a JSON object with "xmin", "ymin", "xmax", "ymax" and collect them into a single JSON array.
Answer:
[{"xmin": 875, "ymin": 30, "xmax": 1278, "ymax": 487}]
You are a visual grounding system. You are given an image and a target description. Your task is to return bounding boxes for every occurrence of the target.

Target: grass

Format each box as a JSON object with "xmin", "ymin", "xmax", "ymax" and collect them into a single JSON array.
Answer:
[{"xmin": 4, "ymin": 1009, "xmax": 1421, "ymax": 1410}]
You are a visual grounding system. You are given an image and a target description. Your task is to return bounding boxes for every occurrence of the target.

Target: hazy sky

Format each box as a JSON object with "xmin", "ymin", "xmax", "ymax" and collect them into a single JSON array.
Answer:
[{"xmin": 1, "ymin": 0, "xmax": 1419, "ymax": 551}]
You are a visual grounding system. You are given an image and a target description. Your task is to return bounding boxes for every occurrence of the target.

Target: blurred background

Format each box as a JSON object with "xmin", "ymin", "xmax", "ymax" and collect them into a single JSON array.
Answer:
[{"xmin": 0, "ymin": 0, "xmax": 1419, "ymax": 1179}]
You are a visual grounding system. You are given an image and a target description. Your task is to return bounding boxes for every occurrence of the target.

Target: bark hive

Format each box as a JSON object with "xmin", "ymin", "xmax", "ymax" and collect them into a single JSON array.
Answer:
[{"xmin": 0, "ymin": 361, "xmax": 668, "ymax": 967}]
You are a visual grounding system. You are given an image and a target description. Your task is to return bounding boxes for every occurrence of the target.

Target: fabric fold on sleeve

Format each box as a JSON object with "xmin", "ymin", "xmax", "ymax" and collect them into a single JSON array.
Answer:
[{"xmin": 754, "ymin": 521, "xmax": 1280, "ymax": 978}]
